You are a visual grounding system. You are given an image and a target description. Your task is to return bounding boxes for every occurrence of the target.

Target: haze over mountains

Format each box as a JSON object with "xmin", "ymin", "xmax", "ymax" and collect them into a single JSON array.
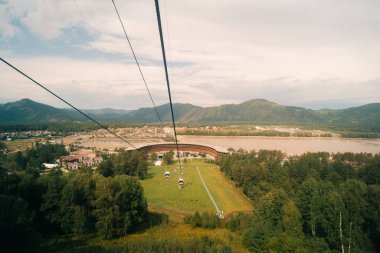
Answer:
[{"xmin": 1, "ymin": 98, "xmax": 379, "ymax": 132}]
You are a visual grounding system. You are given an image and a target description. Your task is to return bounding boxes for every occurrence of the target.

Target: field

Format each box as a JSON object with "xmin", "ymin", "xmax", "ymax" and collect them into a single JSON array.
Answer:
[
  {"xmin": 140, "ymin": 160, "xmax": 253, "ymax": 218},
  {"xmin": 4, "ymin": 138, "xmax": 37, "ymax": 152}
]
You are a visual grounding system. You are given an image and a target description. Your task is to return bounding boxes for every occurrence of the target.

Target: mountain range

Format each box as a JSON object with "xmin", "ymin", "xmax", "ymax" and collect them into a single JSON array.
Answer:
[{"xmin": 0, "ymin": 98, "xmax": 379, "ymax": 132}]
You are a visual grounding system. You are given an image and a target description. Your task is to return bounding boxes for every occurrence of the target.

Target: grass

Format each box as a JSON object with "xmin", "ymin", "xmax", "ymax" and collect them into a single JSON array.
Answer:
[
  {"xmin": 38, "ymin": 223, "xmax": 249, "ymax": 253},
  {"xmin": 140, "ymin": 160, "xmax": 253, "ymax": 217},
  {"xmin": 4, "ymin": 138, "xmax": 37, "ymax": 152}
]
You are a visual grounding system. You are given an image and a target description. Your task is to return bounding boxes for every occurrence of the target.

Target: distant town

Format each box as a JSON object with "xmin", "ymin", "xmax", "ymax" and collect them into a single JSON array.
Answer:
[{"xmin": 0, "ymin": 124, "xmax": 337, "ymax": 142}]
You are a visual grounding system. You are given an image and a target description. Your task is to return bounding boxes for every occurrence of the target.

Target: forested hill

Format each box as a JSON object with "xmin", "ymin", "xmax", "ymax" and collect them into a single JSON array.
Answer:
[
  {"xmin": 0, "ymin": 98, "xmax": 84, "ymax": 124},
  {"xmin": 1, "ymin": 98, "xmax": 380, "ymax": 132}
]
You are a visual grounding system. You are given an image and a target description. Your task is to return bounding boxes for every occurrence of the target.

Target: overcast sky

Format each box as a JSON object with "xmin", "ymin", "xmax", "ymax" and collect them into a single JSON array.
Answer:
[{"xmin": 1, "ymin": 0, "xmax": 379, "ymax": 110}]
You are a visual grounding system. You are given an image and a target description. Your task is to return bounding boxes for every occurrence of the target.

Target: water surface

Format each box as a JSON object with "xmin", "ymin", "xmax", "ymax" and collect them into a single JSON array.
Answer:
[{"xmin": 179, "ymin": 136, "xmax": 380, "ymax": 154}]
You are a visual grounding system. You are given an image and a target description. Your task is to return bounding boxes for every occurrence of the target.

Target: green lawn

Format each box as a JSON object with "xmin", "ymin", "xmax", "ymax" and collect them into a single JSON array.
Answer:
[{"xmin": 140, "ymin": 160, "xmax": 253, "ymax": 215}]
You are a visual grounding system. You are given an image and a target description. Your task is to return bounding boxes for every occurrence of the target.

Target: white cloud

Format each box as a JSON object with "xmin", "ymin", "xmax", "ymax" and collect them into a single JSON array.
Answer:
[
  {"xmin": 0, "ymin": 0, "xmax": 380, "ymax": 109},
  {"xmin": 0, "ymin": 4, "xmax": 17, "ymax": 38}
]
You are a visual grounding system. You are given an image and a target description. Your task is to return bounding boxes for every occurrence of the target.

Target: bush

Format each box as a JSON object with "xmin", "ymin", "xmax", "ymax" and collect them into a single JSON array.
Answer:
[{"xmin": 184, "ymin": 211, "xmax": 221, "ymax": 229}]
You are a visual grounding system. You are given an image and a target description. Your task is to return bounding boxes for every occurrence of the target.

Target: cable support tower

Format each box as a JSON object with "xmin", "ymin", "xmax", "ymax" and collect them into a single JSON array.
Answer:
[
  {"xmin": 0, "ymin": 57, "xmax": 138, "ymax": 149},
  {"xmin": 111, "ymin": 0, "xmax": 164, "ymax": 126},
  {"xmin": 154, "ymin": 0, "xmax": 182, "ymax": 170}
]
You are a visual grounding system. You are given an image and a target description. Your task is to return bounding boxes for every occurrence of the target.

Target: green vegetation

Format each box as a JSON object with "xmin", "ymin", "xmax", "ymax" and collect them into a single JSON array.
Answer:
[
  {"xmin": 3, "ymin": 139, "xmax": 36, "ymax": 152},
  {"xmin": 178, "ymin": 128, "xmax": 291, "ymax": 137},
  {"xmin": 340, "ymin": 132, "xmax": 380, "ymax": 139},
  {"xmin": 218, "ymin": 150, "xmax": 380, "ymax": 252},
  {"xmin": 162, "ymin": 150, "xmax": 174, "ymax": 164},
  {"xmin": 184, "ymin": 211, "xmax": 222, "ymax": 229},
  {"xmin": 38, "ymin": 223, "xmax": 247, "ymax": 253},
  {"xmin": 1, "ymin": 139, "xmax": 379, "ymax": 252},
  {"xmin": 0, "ymin": 142, "xmax": 147, "ymax": 252},
  {"xmin": 97, "ymin": 150, "xmax": 148, "ymax": 179},
  {"xmin": 0, "ymin": 141, "xmax": 247, "ymax": 253},
  {"xmin": 2, "ymin": 142, "xmax": 67, "ymax": 171},
  {"xmin": 140, "ymin": 160, "xmax": 253, "ymax": 215}
]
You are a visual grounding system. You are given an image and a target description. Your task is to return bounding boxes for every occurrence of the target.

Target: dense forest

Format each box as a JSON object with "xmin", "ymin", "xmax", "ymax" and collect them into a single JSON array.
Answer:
[
  {"xmin": 218, "ymin": 150, "xmax": 380, "ymax": 252},
  {"xmin": 0, "ymin": 143, "xmax": 150, "ymax": 252}
]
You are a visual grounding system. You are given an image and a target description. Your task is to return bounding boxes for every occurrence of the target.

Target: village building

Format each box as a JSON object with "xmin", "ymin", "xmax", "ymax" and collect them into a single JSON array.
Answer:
[
  {"xmin": 94, "ymin": 157, "xmax": 103, "ymax": 164},
  {"xmin": 59, "ymin": 153, "xmax": 104, "ymax": 171},
  {"xmin": 60, "ymin": 155, "xmax": 79, "ymax": 164},
  {"xmin": 42, "ymin": 163, "xmax": 59, "ymax": 170},
  {"xmin": 67, "ymin": 162, "xmax": 79, "ymax": 170},
  {"xmin": 82, "ymin": 159, "xmax": 94, "ymax": 167}
]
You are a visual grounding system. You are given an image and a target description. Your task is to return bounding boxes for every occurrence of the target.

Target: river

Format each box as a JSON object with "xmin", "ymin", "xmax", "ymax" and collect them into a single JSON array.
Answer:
[{"xmin": 179, "ymin": 136, "xmax": 380, "ymax": 154}]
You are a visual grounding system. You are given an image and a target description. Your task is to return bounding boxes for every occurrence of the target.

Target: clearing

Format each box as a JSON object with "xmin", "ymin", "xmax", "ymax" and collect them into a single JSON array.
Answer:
[{"xmin": 140, "ymin": 160, "xmax": 253, "ymax": 218}]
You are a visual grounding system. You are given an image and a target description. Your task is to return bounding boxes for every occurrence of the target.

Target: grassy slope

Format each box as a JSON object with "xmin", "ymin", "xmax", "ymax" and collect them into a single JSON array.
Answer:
[
  {"xmin": 141, "ymin": 160, "xmax": 253, "ymax": 216},
  {"xmin": 198, "ymin": 163, "xmax": 253, "ymax": 214},
  {"xmin": 103, "ymin": 223, "xmax": 249, "ymax": 253},
  {"xmin": 39, "ymin": 223, "xmax": 249, "ymax": 253}
]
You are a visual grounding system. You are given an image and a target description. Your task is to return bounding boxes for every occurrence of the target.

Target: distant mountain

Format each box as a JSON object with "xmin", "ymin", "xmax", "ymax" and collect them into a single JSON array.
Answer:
[
  {"xmin": 0, "ymin": 98, "xmax": 379, "ymax": 132},
  {"xmin": 127, "ymin": 103, "xmax": 202, "ymax": 122},
  {"xmin": 176, "ymin": 99, "xmax": 325, "ymax": 124},
  {"xmin": 318, "ymin": 103, "xmax": 380, "ymax": 132},
  {"xmin": 82, "ymin": 108, "xmax": 131, "ymax": 121},
  {"xmin": 0, "ymin": 99, "xmax": 83, "ymax": 125}
]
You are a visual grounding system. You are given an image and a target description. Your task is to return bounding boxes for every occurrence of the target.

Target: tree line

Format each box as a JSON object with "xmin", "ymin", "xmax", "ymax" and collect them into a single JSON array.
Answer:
[{"xmin": 97, "ymin": 149, "xmax": 148, "ymax": 179}]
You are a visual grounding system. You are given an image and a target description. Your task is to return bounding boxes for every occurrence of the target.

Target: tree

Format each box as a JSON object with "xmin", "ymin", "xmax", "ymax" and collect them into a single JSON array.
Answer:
[
  {"xmin": 339, "ymin": 179, "xmax": 371, "ymax": 252},
  {"xmin": 150, "ymin": 152, "xmax": 158, "ymax": 162},
  {"xmin": 127, "ymin": 151, "xmax": 148, "ymax": 179},
  {"xmin": 40, "ymin": 171, "xmax": 66, "ymax": 230},
  {"xmin": 93, "ymin": 175, "xmax": 147, "ymax": 239},
  {"xmin": 0, "ymin": 141, "xmax": 6, "ymax": 150},
  {"xmin": 366, "ymin": 185, "xmax": 380, "ymax": 252},
  {"xmin": 163, "ymin": 151, "xmax": 174, "ymax": 165},
  {"xmin": 114, "ymin": 175, "xmax": 147, "ymax": 234},
  {"xmin": 0, "ymin": 195, "xmax": 34, "ymax": 253},
  {"xmin": 59, "ymin": 172, "xmax": 95, "ymax": 235},
  {"xmin": 282, "ymin": 200, "xmax": 303, "ymax": 237},
  {"xmin": 97, "ymin": 159, "xmax": 114, "ymax": 177},
  {"xmin": 255, "ymin": 189, "xmax": 288, "ymax": 231}
]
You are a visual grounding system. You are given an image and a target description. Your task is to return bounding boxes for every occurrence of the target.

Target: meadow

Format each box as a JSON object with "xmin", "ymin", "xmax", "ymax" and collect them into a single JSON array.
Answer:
[
  {"xmin": 4, "ymin": 138, "xmax": 36, "ymax": 152},
  {"xmin": 140, "ymin": 159, "xmax": 253, "ymax": 218}
]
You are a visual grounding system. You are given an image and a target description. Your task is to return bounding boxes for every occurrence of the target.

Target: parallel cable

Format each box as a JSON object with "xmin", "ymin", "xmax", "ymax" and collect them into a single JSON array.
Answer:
[
  {"xmin": 154, "ymin": 0, "xmax": 181, "ymax": 165},
  {"xmin": 0, "ymin": 57, "xmax": 138, "ymax": 149},
  {"xmin": 111, "ymin": 0, "xmax": 164, "ymax": 126}
]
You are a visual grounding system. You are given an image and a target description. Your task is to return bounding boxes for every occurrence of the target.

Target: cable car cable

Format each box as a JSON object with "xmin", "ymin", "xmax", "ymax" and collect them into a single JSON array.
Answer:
[
  {"xmin": 154, "ymin": 0, "xmax": 182, "ymax": 170},
  {"xmin": 111, "ymin": 0, "xmax": 164, "ymax": 126},
  {"xmin": 0, "ymin": 57, "xmax": 138, "ymax": 149}
]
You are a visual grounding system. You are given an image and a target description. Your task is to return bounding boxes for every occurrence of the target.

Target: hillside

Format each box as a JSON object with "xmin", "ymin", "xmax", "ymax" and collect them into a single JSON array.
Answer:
[
  {"xmin": 0, "ymin": 98, "xmax": 379, "ymax": 132},
  {"xmin": 0, "ymin": 99, "xmax": 83, "ymax": 125}
]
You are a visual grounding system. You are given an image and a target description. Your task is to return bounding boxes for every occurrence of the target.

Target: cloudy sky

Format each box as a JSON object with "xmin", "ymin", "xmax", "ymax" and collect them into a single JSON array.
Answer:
[{"xmin": 1, "ymin": 0, "xmax": 379, "ymax": 110}]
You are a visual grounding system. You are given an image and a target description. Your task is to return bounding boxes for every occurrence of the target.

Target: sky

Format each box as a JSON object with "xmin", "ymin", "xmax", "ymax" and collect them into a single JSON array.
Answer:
[{"xmin": 0, "ymin": 0, "xmax": 379, "ymax": 110}]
